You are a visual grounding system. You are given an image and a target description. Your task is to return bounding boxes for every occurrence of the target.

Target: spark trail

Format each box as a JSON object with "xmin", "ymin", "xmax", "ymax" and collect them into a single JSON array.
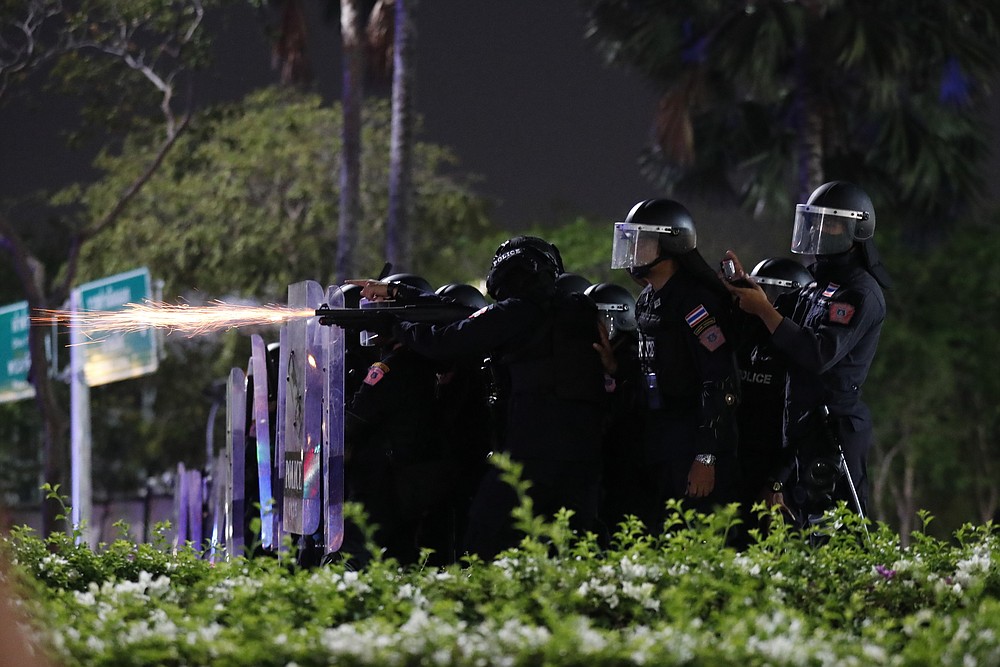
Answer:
[{"xmin": 33, "ymin": 301, "xmax": 317, "ymax": 338}]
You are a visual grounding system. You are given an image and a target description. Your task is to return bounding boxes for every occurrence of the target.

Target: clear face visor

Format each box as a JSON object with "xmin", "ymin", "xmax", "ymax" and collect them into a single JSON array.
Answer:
[
  {"xmin": 596, "ymin": 302, "xmax": 631, "ymax": 339},
  {"xmin": 611, "ymin": 223, "xmax": 676, "ymax": 269},
  {"xmin": 790, "ymin": 204, "xmax": 864, "ymax": 255}
]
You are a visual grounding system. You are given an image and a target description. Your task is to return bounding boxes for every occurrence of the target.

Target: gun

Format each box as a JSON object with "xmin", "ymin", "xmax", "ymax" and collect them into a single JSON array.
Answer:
[{"xmin": 315, "ymin": 302, "xmax": 476, "ymax": 329}]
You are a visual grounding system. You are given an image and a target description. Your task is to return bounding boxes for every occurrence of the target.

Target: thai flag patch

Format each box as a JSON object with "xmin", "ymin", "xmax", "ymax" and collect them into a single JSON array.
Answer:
[
  {"xmin": 822, "ymin": 283, "xmax": 839, "ymax": 298},
  {"xmin": 685, "ymin": 304, "xmax": 710, "ymax": 328}
]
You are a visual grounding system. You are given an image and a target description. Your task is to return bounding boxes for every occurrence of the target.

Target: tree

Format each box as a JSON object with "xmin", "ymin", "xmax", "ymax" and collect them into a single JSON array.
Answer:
[
  {"xmin": 584, "ymin": 1, "xmax": 1000, "ymax": 534},
  {"xmin": 0, "ymin": 0, "xmax": 222, "ymax": 534},
  {"xmin": 75, "ymin": 88, "xmax": 491, "ymax": 296},
  {"xmin": 336, "ymin": 0, "xmax": 367, "ymax": 283},
  {"xmin": 383, "ymin": 0, "xmax": 416, "ymax": 269},
  {"xmin": 868, "ymin": 219, "xmax": 1000, "ymax": 538},
  {"xmin": 583, "ymin": 1, "xmax": 1000, "ymax": 232},
  {"xmin": 65, "ymin": 88, "xmax": 491, "ymax": 486}
]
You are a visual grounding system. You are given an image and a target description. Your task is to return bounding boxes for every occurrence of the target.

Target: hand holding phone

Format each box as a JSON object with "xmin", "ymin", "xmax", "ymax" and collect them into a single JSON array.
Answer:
[{"xmin": 721, "ymin": 258, "xmax": 753, "ymax": 288}]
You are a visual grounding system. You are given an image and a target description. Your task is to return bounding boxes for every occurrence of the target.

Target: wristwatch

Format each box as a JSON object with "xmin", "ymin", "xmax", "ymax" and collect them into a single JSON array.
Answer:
[{"xmin": 694, "ymin": 453, "xmax": 716, "ymax": 467}]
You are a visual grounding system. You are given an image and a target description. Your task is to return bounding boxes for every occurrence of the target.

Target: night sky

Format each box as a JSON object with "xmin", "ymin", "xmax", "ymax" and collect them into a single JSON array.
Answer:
[
  {"xmin": 0, "ymin": 1, "xmax": 660, "ymax": 230},
  {"xmin": 2, "ymin": 1, "xmax": 997, "ymax": 261}
]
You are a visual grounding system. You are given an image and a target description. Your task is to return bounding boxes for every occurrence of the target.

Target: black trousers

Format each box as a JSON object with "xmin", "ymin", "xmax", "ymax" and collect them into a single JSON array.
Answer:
[{"xmin": 462, "ymin": 458, "xmax": 601, "ymax": 560}]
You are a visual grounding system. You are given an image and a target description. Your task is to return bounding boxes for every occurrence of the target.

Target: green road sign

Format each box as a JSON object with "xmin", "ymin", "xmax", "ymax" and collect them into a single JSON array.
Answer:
[
  {"xmin": 75, "ymin": 267, "xmax": 158, "ymax": 387},
  {"xmin": 0, "ymin": 301, "xmax": 33, "ymax": 403}
]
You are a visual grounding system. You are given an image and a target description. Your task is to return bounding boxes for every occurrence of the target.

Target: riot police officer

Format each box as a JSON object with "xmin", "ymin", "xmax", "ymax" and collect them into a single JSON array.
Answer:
[
  {"xmin": 341, "ymin": 273, "xmax": 449, "ymax": 566},
  {"xmin": 611, "ymin": 199, "xmax": 741, "ymax": 529},
  {"xmin": 431, "ymin": 282, "xmax": 494, "ymax": 562},
  {"xmin": 353, "ymin": 237, "xmax": 608, "ymax": 559},
  {"xmin": 728, "ymin": 258, "xmax": 813, "ymax": 524},
  {"xmin": 584, "ymin": 282, "xmax": 645, "ymax": 533},
  {"xmin": 725, "ymin": 181, "xmax": 891, "ymax": 522}
]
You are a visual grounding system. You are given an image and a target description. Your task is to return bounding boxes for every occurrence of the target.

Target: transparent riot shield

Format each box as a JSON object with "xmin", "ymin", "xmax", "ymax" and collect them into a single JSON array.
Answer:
[
  {"xmin": 208, "ymin": 451, "xmax": 227, "ymax": 563},
  {"xmin": 187, "ymin": 467, "xmax": 204, "ymax": 553},
  {"xmin": 173, "ymin": 462, "xmax": 188, "ymax": 554},
  {"xmin": 282, "ymin": 281, "xmax": 325, "ymax": 537},
  {"xmin": 322, "ymin": 285, "xmax": 346, "ymax": 554},
  {"xmin": 249, "ymin": 334, "xmax": 276, "ymax": 550},
  {"xmin": 225, "ymin": 366, "xmax": 247, "ymax": 557},
  {"xmin": 274, "ymin": 325, "xmax": 288, "ymax": 547}
]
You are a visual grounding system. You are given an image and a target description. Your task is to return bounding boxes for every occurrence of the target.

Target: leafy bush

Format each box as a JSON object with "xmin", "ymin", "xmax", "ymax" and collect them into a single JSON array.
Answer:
[{"xmin": 2, "ymin": 464, "xmax": 999, "ymax": 666}]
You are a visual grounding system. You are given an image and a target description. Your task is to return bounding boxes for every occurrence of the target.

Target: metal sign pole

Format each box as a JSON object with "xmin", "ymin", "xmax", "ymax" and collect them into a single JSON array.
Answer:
[{"xmin": 69, "ymin": 289, "xmax": 93, "ymax": 546}]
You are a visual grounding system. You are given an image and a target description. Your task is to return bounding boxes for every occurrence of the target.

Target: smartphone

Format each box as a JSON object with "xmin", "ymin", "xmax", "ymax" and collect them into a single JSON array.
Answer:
[{"xmin": 721, "ymin": 259, "xmax": 753, "ymax": 287}]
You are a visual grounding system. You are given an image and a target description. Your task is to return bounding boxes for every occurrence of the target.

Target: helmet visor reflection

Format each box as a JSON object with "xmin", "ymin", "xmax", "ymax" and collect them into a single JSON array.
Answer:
[
  {"xmin": 790, "ymin": 205, "xmax": 861, "ymax": 255},
  {"xmin": 611, "ymin": 223, "xmax": 674, "ymax": 269}
]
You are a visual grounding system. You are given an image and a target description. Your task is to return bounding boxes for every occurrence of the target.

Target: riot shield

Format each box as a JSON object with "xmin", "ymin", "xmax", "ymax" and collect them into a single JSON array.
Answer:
[
  {"xmin": 208, "ymin": 451, "xmax": 227, "ymax": 563},
  {"xmin": 281, "ymin": 281, "xmax": 325, "ymax": 536},
  {"xmin": 225, "ymin": 366, "xmax": 247, "ymax": 557},
  {"xmin": 274, "ymin": 325, "xmax": 288, "ymax": 547},
  {"xmin": 186, "ymin": 467, "xmax": 204, "ymax": 553},
  {"xmin": 173, "ymin": 462, "xmax": 188, "ymax": 553},
  {"xmin": 249, "ymin": 334, "xmax": 276, "ymax": 550},
  {"xmin": 323, "ymin": 285, "xmax": 346, "ymax": 554}
]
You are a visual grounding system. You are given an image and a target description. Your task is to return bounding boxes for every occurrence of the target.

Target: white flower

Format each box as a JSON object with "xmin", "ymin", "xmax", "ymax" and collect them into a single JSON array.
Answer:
[
  {"xmin": 73, "ymin": 590, "xmax": 97, "ymax": 607},
  {"xmin": 667, "ymin": 563, "xmax": 690, "ymax": 577},
  {"xmin": 621, "ymin": 581, "xmax": 654, "ymax": 602},
  {"xmin": 954, "ymin": 546, "xmax": 992, "ymax": 589},
  {"xmin": 571, "ymin": 616, "xmax": 607, "ymax": 654},
  {"xmin": 619, "ymin": 555, "xmax": 648, "ymax": 580},
  {"xmin": 861, "ymin": 643, "xmax": 888, "ymax": 662}
]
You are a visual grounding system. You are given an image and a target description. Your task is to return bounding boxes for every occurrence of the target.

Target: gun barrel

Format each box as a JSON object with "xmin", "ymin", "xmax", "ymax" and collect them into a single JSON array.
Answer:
[{"xmin": 314, "ymin": 303, "xmax": 475, "ymax": 327}]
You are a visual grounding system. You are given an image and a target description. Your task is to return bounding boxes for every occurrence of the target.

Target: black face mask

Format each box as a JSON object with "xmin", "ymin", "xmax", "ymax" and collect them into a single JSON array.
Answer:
[{"xmin": 627, "ymin": 256, "xmax": 664, "ymax": 280}]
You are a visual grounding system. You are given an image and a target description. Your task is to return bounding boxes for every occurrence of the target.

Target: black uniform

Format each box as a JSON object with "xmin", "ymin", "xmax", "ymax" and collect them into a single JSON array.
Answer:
[
  {"xmin": 734, "ymin": 318, "xmax": 789, "ymax": 506},
  {"xmin": 597, "ymin": 329, "xmax": 646, "ymax": 534},
  {"xmin": 342, "ymin": 344, "xmax": 447, "ymax": 565},
  {"xmin": 771, "ymin": 250, "xmax": 885, "ymax": 515},
  {"xmin": 394, "ymin": 292, "xmax": 607, "ymax": 559},
  {"xmin": 634, "ymin": 269, "xmax": 740, "ymax": 525}
]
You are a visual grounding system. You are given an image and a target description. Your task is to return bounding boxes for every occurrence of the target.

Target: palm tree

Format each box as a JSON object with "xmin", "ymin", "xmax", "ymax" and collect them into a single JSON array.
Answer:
[
  {"xmin": 382, "ymin": 0, "xmax": 417, "ymax": 269},
  {"xmin": 336, "ymin": 0, "xmax": 367, "ymax": 283},
  {"xmin": 584, "ymin": 0, "xmax": 1000, "ymax": 232}
]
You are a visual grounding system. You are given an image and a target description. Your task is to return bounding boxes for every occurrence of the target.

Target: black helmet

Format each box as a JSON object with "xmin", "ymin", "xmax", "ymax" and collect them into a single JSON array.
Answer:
[
  {"xmin": 383, "ymin": 273, "xmax": 433, "ymax": 294},
  {"xmin": 492, "ymin": 236, "xmax": 564, "ymax": 274},
  {"xmin": 485, "ymin": 236, "xmax": 561, "ymax": 301},
  {"xmin": 611, "ymin": 199, "xmax": 697, "ymax": 271},
  {"xmin": 337, "ymin": 283, "xmax": 363, "ymax": 309},
  {"xmin": 791, "ymin": 181, "xmax": 875, "ymax": 256},
  {"xmin": 750, "ymin": 258, "xmax": 813, "ymax": 303},
  {"xmin": 435, "ymin": 283, "xmax": 488, "ymax": 310},
  {"xmin": 584, "ymin": 282, "xmax": 637, "ymax": 340},
  {"xmin": 555, "ymin": 272, "xmax": 591, "ymax": 295}
]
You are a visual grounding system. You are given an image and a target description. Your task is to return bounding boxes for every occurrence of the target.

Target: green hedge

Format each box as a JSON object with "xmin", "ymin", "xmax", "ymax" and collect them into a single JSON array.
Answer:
[{"xmin": 3, "ymin": 464, "xmax": 999, "ymax": 666}]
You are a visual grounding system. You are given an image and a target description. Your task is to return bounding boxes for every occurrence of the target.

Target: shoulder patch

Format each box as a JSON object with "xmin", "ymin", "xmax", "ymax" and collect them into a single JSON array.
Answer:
[
  {"xmin": 821, "ymin": 282, "xmax": 840, "ymax": 298},
  {"xmin": 470, "ymin": 305, "xmax": 490, "ymax": 318},
  {"xmin": 363, "ymin": 362, "xmax": 390, "ymax": 386},
  {"xmin": 698, "ymin": 325, "xmax": 726, "ymax": 351},
  {"xmin": 828, "ymin": 302, "xmax": 856, "ymax": 325}
]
